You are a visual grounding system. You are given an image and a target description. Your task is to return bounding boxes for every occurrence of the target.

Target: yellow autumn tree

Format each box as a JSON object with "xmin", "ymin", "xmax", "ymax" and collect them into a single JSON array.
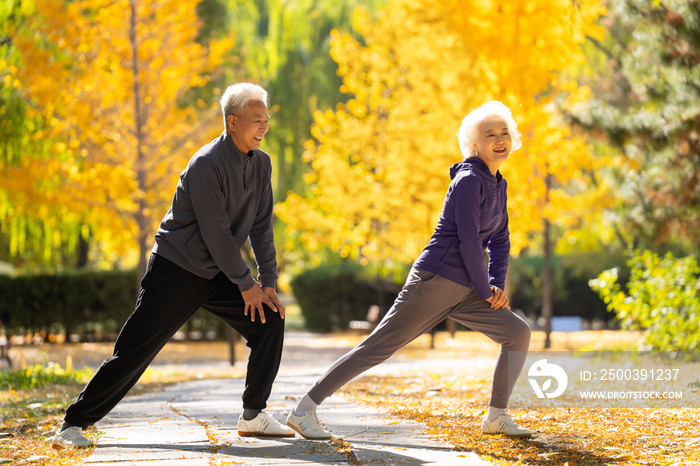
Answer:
[
  {"xmin": 277, "ymin": 3, "xmax": 481, "ymax": 265},
  {"xmin": 6, "ymin": 0, "xmax": 234, "ymax": 277},
  {"xmin": 278, "ymin": 0, "xmax": 608, "ymax": 259}
]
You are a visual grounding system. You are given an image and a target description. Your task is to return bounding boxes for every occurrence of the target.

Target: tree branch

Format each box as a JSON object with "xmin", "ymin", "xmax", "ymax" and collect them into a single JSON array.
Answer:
[{"xmin": 585, "ymin": 35, "xmax": 623, "ymax": 68}]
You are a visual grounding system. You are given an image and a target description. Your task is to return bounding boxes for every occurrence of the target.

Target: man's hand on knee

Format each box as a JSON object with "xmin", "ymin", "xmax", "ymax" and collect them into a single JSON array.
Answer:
[
  {"xmin": 241, "ymin": 283, "xmax": 277, "ymax": 323},
  {"xmin": 262, "ymin": 287, "xmax": 285, "ymax": 319}
]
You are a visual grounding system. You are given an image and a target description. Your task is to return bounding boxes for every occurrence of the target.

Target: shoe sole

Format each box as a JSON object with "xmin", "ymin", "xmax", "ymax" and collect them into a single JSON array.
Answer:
[
  {"xmin": 482, "ymin": 430, "xmax": 533, "ymax": 437},
  {"xmin": 237, "ymin": 430, "xmax": 296, "ymax": 438},
  {"xmin": 285, "ymin": 420, "xmax": 332, "ymax": 440},
  {"xmin": 51, "ymin": 442, "xmax": 93, "ymax": 449}
]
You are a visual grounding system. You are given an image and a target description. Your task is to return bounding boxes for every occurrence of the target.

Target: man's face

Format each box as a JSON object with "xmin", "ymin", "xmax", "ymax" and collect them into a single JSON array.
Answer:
[{"xmin": 228, "ymin": 100, "xmax": 270, "ymax": 153}]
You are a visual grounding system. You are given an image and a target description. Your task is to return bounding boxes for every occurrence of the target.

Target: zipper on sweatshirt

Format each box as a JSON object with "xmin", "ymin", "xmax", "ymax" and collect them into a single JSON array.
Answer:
[{"xmin": 243, "ymin": 154, "xmax": 253, "ymax": 189}]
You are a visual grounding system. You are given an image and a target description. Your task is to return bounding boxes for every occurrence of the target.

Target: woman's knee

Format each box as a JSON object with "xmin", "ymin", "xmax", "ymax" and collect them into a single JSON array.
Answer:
[
  {"xmin": 513, "ymin": 317, "xmax": 531, "ymax": 349},
  {"xmin": 502, "ymin": 313, "xmax": 531, "ymax": 350}
]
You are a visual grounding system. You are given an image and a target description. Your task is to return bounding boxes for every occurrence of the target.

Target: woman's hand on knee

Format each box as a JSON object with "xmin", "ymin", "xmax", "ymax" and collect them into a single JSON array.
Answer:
[{"xmin": 486, "ymin": 286, "xmax": 510, "ymax": 310}]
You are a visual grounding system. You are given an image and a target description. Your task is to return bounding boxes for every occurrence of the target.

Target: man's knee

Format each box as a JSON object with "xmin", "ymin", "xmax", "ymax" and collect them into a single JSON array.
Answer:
[
  {"xmin": 257, "ymin": 304, "xmax": 285, "ymax": 337},
  {"xmin": 267, "ymin": 314, "xmax": 285, "ymax": 337}
]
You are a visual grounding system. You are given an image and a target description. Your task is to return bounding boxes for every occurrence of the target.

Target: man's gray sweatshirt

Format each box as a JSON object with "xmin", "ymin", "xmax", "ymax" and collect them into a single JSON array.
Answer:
[{"xmin": 152, "ymin": 130, "xmax": 277, "ymax": 291}]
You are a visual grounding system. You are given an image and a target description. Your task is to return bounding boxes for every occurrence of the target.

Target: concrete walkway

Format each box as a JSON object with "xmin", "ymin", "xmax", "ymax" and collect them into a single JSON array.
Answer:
[{"xmin": 84, "ymin": 332, "xmax": 493, "ymax": 465}]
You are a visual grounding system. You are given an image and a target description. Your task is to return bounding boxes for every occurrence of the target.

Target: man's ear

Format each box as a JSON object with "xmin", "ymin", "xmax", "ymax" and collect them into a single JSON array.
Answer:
[{"xmin": 227, "ymin": 114, "xmax": 237, "ymax": 131}]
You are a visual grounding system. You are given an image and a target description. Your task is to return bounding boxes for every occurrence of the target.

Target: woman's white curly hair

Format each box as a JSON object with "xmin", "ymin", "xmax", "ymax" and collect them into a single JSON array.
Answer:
[{"xmin": 457, "ymin": 101, "xmax": 522, "ymax": 160}]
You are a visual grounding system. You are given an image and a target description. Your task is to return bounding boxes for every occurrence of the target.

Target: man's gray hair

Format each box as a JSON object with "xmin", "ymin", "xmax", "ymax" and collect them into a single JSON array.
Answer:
[
  {"xmin": 457, "ymin": 101, "xmax": 522, "ymax": 160},
  {"xmin": 220, "ymin": 83, "xmax": 268, "ymax": 125}
]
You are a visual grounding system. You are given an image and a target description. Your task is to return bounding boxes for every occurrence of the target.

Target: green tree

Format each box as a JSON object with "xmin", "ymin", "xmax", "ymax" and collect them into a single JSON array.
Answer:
[
  {"xmin": 227, "ymin": 0, "xmax": 385, "ymax": 202},
  {"xmin": 564, "ymin": 0, "xmax": 700, "ymax": 253}
]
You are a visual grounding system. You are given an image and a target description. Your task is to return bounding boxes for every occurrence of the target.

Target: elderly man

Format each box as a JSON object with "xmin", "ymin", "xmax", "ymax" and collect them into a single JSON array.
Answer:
[{"xmin": 52, "ymin": 83, "xmax": 294, "ymax": 449}]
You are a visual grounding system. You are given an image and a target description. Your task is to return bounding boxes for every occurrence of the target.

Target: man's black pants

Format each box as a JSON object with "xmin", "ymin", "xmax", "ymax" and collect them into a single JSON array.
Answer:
[{"xmin": 65, "ymin": 254, "xmax": 285, "ymax": 429}]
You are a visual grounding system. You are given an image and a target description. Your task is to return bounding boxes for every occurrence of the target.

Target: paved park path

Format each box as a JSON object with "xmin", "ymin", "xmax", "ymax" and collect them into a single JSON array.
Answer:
[{"xmin": 83, "ymin": 332, "xmax": 493, "ymax": 465}]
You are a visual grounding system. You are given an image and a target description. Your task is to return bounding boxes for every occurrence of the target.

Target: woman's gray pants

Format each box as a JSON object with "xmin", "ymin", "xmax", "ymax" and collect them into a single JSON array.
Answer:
[{"xmin": 307, "ymin": 267, "xmax": 532, "ymax": 409}]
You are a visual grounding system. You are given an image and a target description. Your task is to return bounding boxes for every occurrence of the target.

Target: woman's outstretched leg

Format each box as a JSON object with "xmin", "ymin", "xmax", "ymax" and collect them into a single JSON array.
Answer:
[{"xmin": 286, "ymin": 268, "xmax": 469, "ymax": 439}]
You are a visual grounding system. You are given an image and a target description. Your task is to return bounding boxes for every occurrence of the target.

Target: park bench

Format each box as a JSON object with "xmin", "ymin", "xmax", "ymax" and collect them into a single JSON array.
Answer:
[
  {"xmin": 349, "ymin": 305, "xmax": 381, "ymax": 333},
  {"xmin": 427, "ymin": 318, "xmax": 457, "ymax": 349}
]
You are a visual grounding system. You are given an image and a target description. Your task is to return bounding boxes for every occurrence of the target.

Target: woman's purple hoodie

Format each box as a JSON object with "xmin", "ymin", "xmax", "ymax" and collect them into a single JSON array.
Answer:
[{"xmin": 413, "ymin": 157, "xmax": 510, "ymax": 300}]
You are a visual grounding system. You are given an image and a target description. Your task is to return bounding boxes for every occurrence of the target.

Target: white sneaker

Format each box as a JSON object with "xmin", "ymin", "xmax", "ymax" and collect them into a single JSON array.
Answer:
[
  {"xmin": 482, "ymin": 413, "xmax": 533, "ymax": 437},
  {"xmin": 286, "ymin": 409, "xmax": 332, "ymax": 440},
  {"xmin": 237, "ymin": 411, "xmax": 296, "ymax": 438},
  {"xmin": 51, "ymin": 426, "xmax": 94, "ymax": 449}
]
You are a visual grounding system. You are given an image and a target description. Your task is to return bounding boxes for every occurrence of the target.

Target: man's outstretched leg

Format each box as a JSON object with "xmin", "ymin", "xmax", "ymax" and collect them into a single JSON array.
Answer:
[{"xmin": 52, "ymin": 255, "xmax": 208, "ymax": 449}]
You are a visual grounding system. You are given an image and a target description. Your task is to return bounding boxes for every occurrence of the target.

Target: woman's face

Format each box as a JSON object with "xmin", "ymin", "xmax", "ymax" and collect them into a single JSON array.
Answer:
[{"xmin": 472, "ymin": 116, "xmax": 512, "ymax": 169}]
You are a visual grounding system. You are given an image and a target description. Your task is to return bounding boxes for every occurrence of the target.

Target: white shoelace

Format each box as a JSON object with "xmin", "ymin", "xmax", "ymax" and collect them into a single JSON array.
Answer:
[
  {"xmin": 57, "ymin": 426, "xmax": 92, "ymax": 445},
  {"xmin": 498, "ymin": 416, "xmax": 513, "ymax": 431},
  {"xmin": 300, "ymin": 410, "xmax": 322, "ymax": 431},
  {"xmin": 256, "ymin": 412, "xmax": 274, "ymax": 431},
  {"xmin": 62, "ymin": 427, "xmax": 85, "ymax": 439}
]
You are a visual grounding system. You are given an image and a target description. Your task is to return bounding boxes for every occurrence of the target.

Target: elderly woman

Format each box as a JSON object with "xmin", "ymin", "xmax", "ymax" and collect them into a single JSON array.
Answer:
[{"xmin": 287, "ymin": 101, "xmax": 533, "ymax": 439}]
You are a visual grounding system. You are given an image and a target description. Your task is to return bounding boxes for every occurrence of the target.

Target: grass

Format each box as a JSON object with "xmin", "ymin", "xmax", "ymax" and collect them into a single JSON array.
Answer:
[
  {"xmin": 0, "ymin": 343, "xmax": 248, "ymax": 466},
  {"xmin": 0, "ymin": 363, "xmax": 96, "ymax": 465},
  {"xmin": 0, "ymin": 363, "xmax": 94, "ymax": 391}
]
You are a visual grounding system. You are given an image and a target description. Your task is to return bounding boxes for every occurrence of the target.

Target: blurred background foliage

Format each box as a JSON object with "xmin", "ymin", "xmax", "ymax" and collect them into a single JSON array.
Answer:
[{"xmin": 1, "ymin": 0, "xmax": 698, "ymax": 350}]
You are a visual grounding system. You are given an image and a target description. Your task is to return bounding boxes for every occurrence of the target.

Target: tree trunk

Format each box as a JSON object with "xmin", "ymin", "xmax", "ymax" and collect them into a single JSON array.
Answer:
[
  {"xmin": 542, "ymin": 169, "xmax": 553, "ymax": 349},
  {"xmin": 136, "ymin": 224, "xmax": 149, "ymax": 294},
  {"xmin": 340, "ymin": 256, "xmax": 350, "ymax": 329},
  {"xmin": 226, "ymin": 326, "xmax": 237, "ymax": 366},
  {"xmin": 542, "ymin": 216, "xmax": 552, "ymax": 349},
  {"xmin": 130, "ymin": 0, "xmax": 148, "ymax": 295},
  {"xmin": 276, "ymin": 140, "xmax": 288, "ymax": 202},
  {"xmin": 76, "ymin": 228, "xmax": 89, "ymax": 268},
  {"xmin": 446, "ymin": 318, "xmax": 457, "ymax": 338}
]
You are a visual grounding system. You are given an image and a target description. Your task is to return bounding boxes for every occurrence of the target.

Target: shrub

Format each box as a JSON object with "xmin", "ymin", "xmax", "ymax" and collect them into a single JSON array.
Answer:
[
  {"xmin": 0, "ymin": 270, "xmax": 244, "ymax": 341},
  {"xmin": 590, "ymin": 250, "xmax": 700, "ymax": 352},
  {"xmin": 290, "ymin": 262, "xmax": 401, "ymax": 332},
  {"xmin": 0, "ymin": 270, "xmax": 137, "ymax": 338}
]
